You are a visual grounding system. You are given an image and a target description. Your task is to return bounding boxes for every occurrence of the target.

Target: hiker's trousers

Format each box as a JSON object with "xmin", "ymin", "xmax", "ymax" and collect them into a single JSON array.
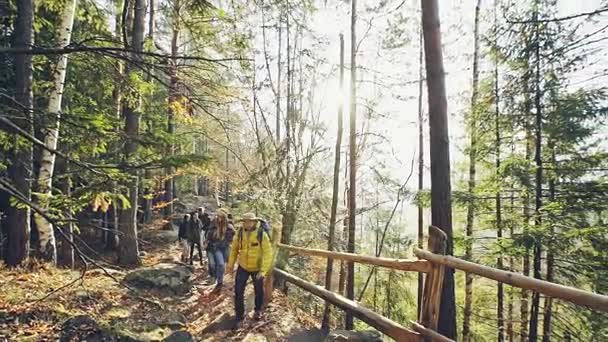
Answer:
[
  {"xmin": 209, "ymin": 246, "xmax": 227, "ymax": 285},
  {"xmin": 234, "ymin": 266, "xmax": 264, "ymax": 321},
  {"xmin": 179, "ymin": 239, "xmax": 190, "ymax": 262}
]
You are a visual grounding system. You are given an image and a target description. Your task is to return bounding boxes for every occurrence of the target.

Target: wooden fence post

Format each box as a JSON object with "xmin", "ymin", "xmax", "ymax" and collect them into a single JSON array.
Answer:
[
  {"xmin": 420, "ymin": 225, "xmax": 447, "ymax": 334},
  {"xmin": 264, "ymin": 225, "xmax": 282, "ymax": 307}
]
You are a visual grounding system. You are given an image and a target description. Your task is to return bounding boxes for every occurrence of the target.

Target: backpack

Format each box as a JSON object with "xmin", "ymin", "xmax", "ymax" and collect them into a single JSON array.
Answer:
[
  {"xmin": 238, "ymin": 219, "xmax": 271, "ymax": 246},
  {"xmin": 188, "ymin": 216, "xmax": 202, "ymax": 243},
  {"xmin": 237, "ymin": 219, "xmax": 272, "ymax": 269}
]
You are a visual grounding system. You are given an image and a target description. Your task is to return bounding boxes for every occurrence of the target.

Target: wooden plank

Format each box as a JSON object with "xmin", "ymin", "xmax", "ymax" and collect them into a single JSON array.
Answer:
[
  {"xmin": 274, "ymin": 268, "xmax": 421, "ymax": 342},
  {"xmin": 278, "ymin": 243, "xmax": 431, "ymax": 273},
  {"xmin": 419, "ymin": 226, "xmax": 447, "ymax": 334},
  {"xmin": 264, "ymin": 225, "xmax": 282, "ymax": 307},
  {"xmin": 410, "ymin": 321, "xmax": 454, "ymax": 342},
  {"xmin": 415, "ymin": 249, "xmax": 608, "ymax": 313}
]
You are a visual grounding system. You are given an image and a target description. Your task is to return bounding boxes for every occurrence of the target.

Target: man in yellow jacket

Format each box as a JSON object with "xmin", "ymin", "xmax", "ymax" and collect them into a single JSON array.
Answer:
[{"xmin": 227, "ymin": 212, "xmax": 272, "ymax": 325}]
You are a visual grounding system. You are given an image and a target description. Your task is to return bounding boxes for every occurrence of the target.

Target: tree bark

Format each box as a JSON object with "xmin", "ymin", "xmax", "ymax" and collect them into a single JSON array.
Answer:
[
  {"xmin": 529, "ymin": 2, "xmax": 543, "ymax": 338},
  {"xmin": 321, "ymin": 33, "xmax": 344, "ymax": 331},
  {"xmin": 106, "ymin": 0, "xmax": 123, "ymax": 251},
  {"xmin": 494, "ymin": 3, "xmax": 505, "ymax": 340},
  {"xmin": 33, "ymin": 0, "xmax": 78, "ymax": 264},
  {"xmin": 164, "ymin": 0, "xmax": 179, "ymax": 220},
  {"xmin": 56, "ymin": 159, "xmax": 73, "ymax": 268},
  {"xmin": 416, "ymin": 20, "xmax": 425, "ymax": 321},
  {"xmin": 463, "ymin": 1, "xmax": 481, "ymax": 340},
  {"xmin": 420, "ymin": 0, "xmax": 456, "ymax": 338},
  {"xmin": 542, "ymin": 145, "xmax": 556, "ymax": 342},
  {"xmin": 346, "ymin": 0, "xmax": 357, "ymax": 331},
  {"xmin": 276, "ymin": 14, "xmax": 282, "ymax": 142},
  {"xmin": 6, "ymin": 0, "xmax": 34, "ymax": 267},
  {"xmin": 118, "ymin": 0, "xmax": 146, "ymax": 266}
]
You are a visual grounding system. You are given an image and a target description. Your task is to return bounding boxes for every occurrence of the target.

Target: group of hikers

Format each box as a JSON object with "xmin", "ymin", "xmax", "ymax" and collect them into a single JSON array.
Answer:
[{"xmin": 177, "ymin": 207, "xmax": 273, "ymax": 327}]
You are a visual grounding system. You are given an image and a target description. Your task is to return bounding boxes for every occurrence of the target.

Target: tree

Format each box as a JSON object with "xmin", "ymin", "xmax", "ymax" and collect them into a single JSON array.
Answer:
[
  {"xmin": 33, "ymin": 0, "xmax": 78, "ymax": 264},
  {"xmin": 345, "ymin": 0, "xmax": 357, "ymax": 331},
  {"xmin": 118, "ymin": 0, "xmax": 146, "ymax": 266},
  {"xmin": 164, "ymin": 0, "xmax": 181, "ymax": 220},
  {"xmin": 462, "ymin": 1, "xmax": 481, "ymax": 340},
  {"xmin": 420, "ymin": 0, "xmax": 456, "ymax": 338},
  {"xmin": 416, "ymin": 18, "xmax": 424, "ymax": 320},
  {"xmin": 5, "ymin": 0, "xmax": 34, "ymax": 267},
  {"xmin": 321, "ymin": 33, "xmax": 344, "ymax": 331}
]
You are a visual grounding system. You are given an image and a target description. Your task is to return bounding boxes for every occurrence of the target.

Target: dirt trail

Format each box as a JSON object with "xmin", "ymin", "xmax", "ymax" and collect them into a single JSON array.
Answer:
[{"xmin": 0, "ymin": 214, "xmax": 321, "ymax": 341}]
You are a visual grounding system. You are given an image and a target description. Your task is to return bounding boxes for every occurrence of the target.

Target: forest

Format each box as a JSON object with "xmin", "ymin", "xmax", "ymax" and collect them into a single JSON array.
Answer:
[{"xmin": 1, "ymin": 0, "xmax": 607, "ymax": 341}]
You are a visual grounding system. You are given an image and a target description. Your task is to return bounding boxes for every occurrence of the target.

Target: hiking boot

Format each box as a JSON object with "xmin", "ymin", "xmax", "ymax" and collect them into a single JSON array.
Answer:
[
  {"xmin": 204, "ymin": 278, "xmax": 217, "ymax": 286},
  {"xmin": 211, "ymin": 283, "xmax": 223, "ymax": 293},
  {"xmin": 253, "ymin": 311, "xmax": 262, "ymax": 321},
  {"xmin": 233, "ymin": 319, "xmax": 244, "ymax": 330}
]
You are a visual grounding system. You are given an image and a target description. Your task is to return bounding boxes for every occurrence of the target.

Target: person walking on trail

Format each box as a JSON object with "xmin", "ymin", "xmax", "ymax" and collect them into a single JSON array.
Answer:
[
  {"xmin": 204, "ymin": 210, "xmax": 234, "ymax": 290},
  {"xmin": 188, "ymin": 211, "xmax": 204, "ymax": 266},
  {"xmin": 198, "ymin": 206, "xmax": 211, "ymax": 231},
  {"xmin": 224, "ymin": 213, "xmax": 236, "ymax": 260},
  {"xmin": 227, "ymin": 213, "xmax": 272, "ymax": 327},
  {"xmin": 178, "ymin": 214, "xmax": 191, "ymax": 262}
]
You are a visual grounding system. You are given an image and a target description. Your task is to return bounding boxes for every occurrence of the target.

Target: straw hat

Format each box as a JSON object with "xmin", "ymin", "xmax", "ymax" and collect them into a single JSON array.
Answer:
[{"xmin": 240, "ymin": 212, "xmax": 260, "ymax": 222}]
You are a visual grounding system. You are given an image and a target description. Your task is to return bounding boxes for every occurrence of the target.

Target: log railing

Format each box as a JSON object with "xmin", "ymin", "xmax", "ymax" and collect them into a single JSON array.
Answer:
[
  {"xmin": 270, "ymin": 225, "xmax": 608, "ymax": 341},
  {"xmin": 272, "ymin": 225, "xmax": 449, "ymax": 342}
]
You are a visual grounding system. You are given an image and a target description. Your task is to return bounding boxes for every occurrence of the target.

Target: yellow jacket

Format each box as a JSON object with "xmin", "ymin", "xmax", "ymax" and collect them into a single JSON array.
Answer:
[{"xmin": 227, "ymin": 226, "xmax": 272, "ymax": 276}]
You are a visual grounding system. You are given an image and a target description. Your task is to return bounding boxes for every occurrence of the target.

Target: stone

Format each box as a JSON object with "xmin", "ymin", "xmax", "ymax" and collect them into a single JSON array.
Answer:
[
  {"xmin": 60, "ymin": 315, "xmax": 114, "ymax": 342},
  {"xmin": 162, "ymin": 331, "xmax": 194, "ymax": 342},
  {"xmin": 162, "ymin": 222, "xmax": 178, "ymax": 231},
  {"xmin": 242, "ymin": 333, "xmax": 268, "ymax": 342},
  {"xmin": 325, "ymin": 330, "xmax": 382, "ymax": 342},
  {"xmin": 123, "ymin": 263, "xmax": 193, "ymax": 295},
  {"xmin": 153, "ymin": 310, "xmax": 187, "ymax": 328}
]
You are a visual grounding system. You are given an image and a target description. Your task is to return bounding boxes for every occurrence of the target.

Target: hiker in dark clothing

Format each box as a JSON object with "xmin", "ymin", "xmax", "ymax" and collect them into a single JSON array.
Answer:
[
  {"xmin": 198, "ymin": 206, "xmax": 211, "ymax": 231},
  {"xmin": 188, "ymin": 212, "xmax": 204, "ymax": 266},
  {"xmin": 178, "ymin": 214, "xmax": 190, "ymax": 262},
  {"xmin": 205, "ymin": 210, "xmax": 234, "ymax": 290}
]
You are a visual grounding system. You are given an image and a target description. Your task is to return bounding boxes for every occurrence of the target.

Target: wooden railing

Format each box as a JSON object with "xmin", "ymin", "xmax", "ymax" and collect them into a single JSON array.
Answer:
[
  {"xmin": 270, "ymin": 225, "xmax": 608, "ymax": 341},
  {"xmin": 272, "ymin": 226, "xmax": 449, "ymax": 342}
]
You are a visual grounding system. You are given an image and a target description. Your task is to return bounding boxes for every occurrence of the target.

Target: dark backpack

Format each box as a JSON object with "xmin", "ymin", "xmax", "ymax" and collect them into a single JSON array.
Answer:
[{"xmin": 188, "ymin": 217, "xmax": 202, "ymax": 243}]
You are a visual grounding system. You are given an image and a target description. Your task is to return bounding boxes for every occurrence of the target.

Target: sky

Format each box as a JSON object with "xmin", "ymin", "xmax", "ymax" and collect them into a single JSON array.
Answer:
[{"xmin": 246, "ymin": 0, "xmax": 608, "ymax": 246}]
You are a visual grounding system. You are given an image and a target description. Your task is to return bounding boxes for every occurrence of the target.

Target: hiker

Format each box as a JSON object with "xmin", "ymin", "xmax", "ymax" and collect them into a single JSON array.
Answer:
[
  {"xmin": 227, "ymin": 213, "xmax": 272, "ymax": 326},
  {"xmin": 204, "ymin": 210, "xmax": 234, "ymax": 290},
  {"xmin": 224, "ymin": 213, "xmax": 236, "ymax": 260},
  {"xmin": 178, "ymin": 214, "xmax": 191, "ymax": 262},
  {"xmin": 188, "ymin": 211, "xmax": 204, "ymax": 266},
  {"xmin": 199, "ymin": 206, "xmax": 211, "ymax": 231}
]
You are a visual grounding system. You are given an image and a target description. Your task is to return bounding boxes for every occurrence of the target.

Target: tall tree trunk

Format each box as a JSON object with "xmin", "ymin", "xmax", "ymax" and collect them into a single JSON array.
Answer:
[
  {"xmin": 118, "ymin": 0, "xmax": 146, "ymax": 266},
  {"xmin": 56, "ymin": 159, "xmax": 73, "ymax": 268},
  {"xmin": 345, "ymin": 0, "xmax": 357, "ymax": 331},
  {"xmin": 529, "ymin": 2, "xmax": 543, "ymax": 339},
  {"xmin": 420, "ymin": 0, "xmax": 456, "ymax": 338},
  {"xmin": 32, "ymin": 0, "xmax": 77, "ymax": 264},
  {"xmin": 463, "ymin": 1, "xmax": 481, "ymax": 340},
  {"xmin": 493, "ymin": 2, "xmax": 505, "ymax": 340},
  {"xmin": 416, "ymin": 19, "xmax": 425, "ymax": 321},
  {"xmin": 495, "ymin": 27, "xmax": 505, "ymax": 342},
  {"xmin": 321, "ymin": 33, "xmax": 344, "ymax": 331},
  {"xmin": 276, "ymin": 14, "xmax": 282, "ymax": 142},
  {"xmin": 542, "ymin": 145, "xmax": 556, "ymax": 342},
  {"xmin": 164, "ymin": 0, "xmax": 179, "ymax": 220},
  {"xmin": 141, "ymin": 0, "xmax": 156, "ymax": 224},
  {"xmin": 521, "ymin": 119, "xmax": 532, "ymax": 341},
  {"xmin": 106, "ymin": 0, "xmax": 123, "ymax": 250},
  {"xmin": 520, "ymin": 38, "xmax": 533, "ymax": 342},
  {"xmin": 6, "ymin": 0, "xmax": 34, "ymax": 267}
]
